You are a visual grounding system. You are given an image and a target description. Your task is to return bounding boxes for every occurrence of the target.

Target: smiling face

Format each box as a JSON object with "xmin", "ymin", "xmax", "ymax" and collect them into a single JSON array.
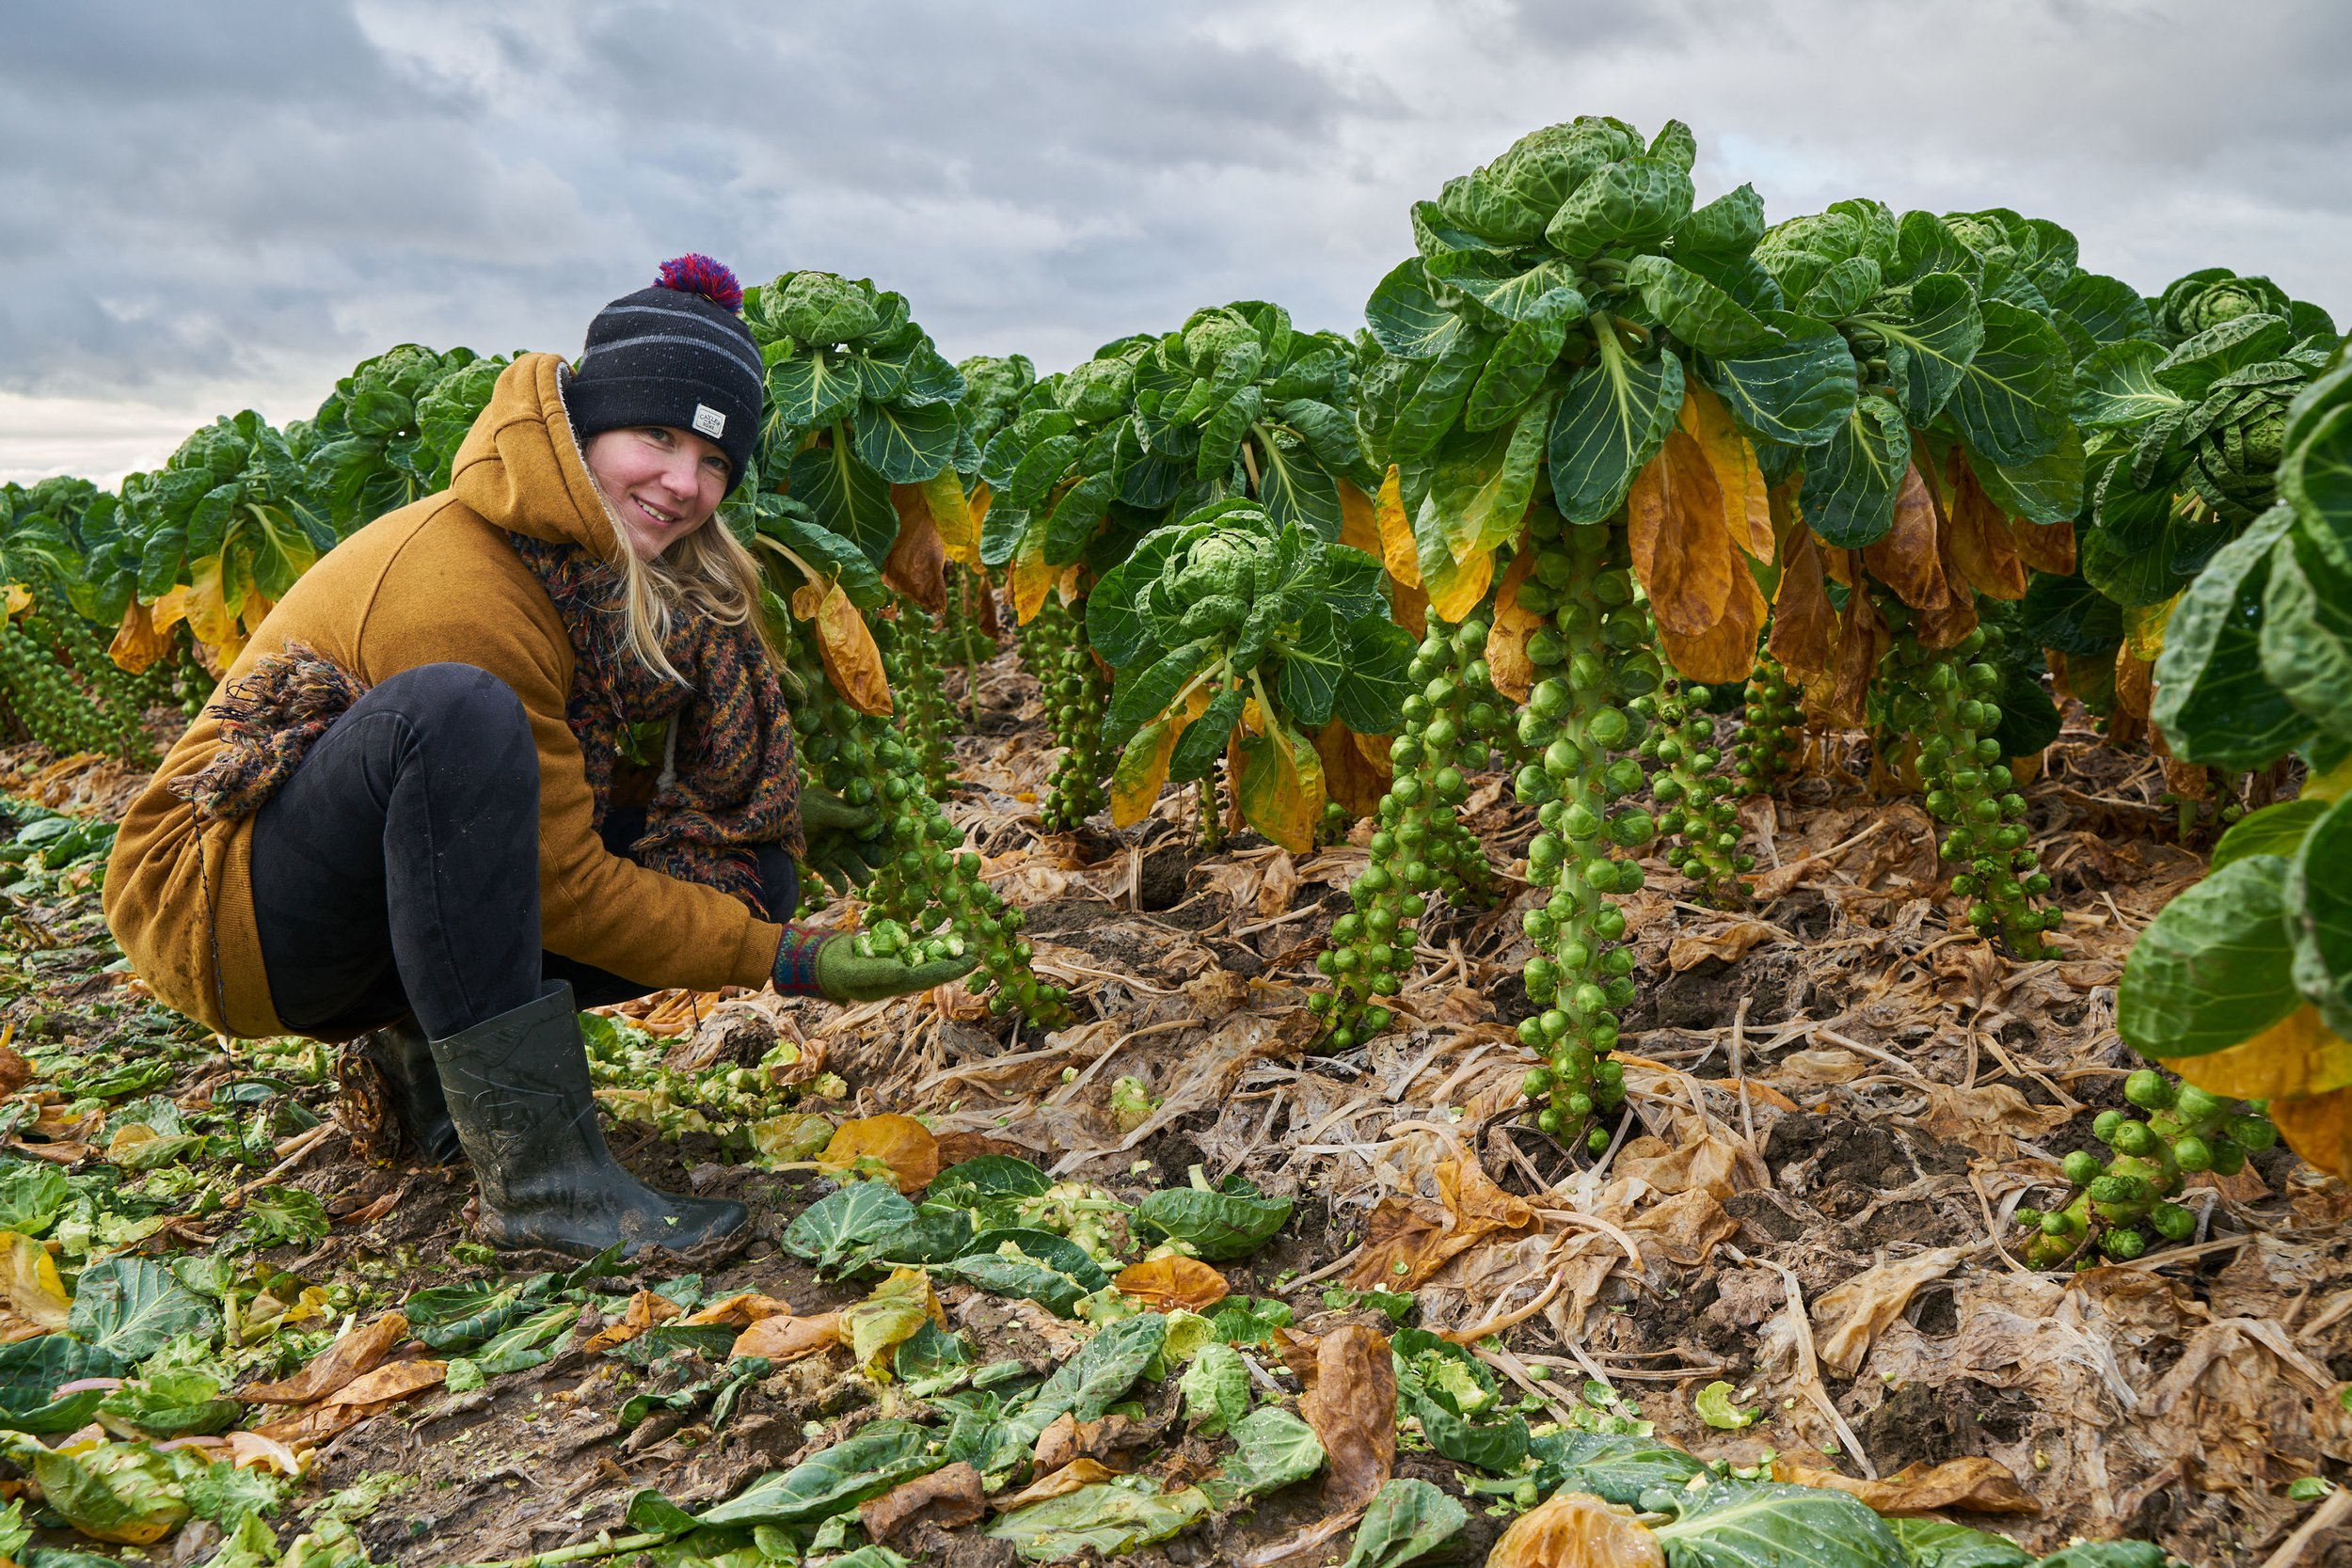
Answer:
[{"xmin": 581, "ymin": 425, "xmax": 732, "ymax": 561}]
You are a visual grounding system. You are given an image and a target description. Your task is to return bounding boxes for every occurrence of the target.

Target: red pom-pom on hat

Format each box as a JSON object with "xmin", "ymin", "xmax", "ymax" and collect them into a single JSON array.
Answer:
[{"xmin": 655, "ymin": 253, "xmax": 743, "ymax": 314}]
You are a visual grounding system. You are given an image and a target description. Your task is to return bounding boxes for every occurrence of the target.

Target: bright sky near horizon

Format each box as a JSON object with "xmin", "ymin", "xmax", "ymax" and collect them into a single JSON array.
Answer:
[{"xmin": 6, "ymin": 0, "xmax": 2348, "ymax": 484}]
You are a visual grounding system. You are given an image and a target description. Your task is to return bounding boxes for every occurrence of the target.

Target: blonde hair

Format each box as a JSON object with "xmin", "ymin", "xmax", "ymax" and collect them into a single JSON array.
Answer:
[
  {"xmin": 558, "ymin": 364, "xmax": 774, "ymax": 683},
  {"xmin": 612, "ymin": 515, "xmax": 774, "ymax": 685}
]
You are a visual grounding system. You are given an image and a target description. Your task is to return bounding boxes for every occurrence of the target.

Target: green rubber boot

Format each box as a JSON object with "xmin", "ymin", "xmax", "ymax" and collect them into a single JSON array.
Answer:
[
  {"xmin": 358, "ymin": 1016, "xmax": 461, "ymax": 1164},
  {"xmin": 431, "ymin": 984, "xmax": 746, "ymax": 1257}
]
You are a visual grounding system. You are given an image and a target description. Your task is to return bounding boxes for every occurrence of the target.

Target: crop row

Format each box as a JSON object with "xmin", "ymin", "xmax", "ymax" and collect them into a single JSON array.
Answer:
[{"xmin": 4, "ymin": 115, "xmax": 2345, "ymax": 1260}]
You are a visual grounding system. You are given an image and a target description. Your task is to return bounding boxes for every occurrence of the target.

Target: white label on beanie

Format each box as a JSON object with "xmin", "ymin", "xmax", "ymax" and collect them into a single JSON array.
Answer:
[{"xmin": 692, "ymin": 404, "xmax": 726, "ymax": 439}]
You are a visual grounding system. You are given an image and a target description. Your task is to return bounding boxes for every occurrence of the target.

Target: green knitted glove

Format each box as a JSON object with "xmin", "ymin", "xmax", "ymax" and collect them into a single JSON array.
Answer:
[
  {"xmin": 801, "ymin": 786, "xmax": 873, "ymax": 834},
  {"xmin": 812, "ymin": 934, "xmax": 978, "ymax": 1003},
  {"xmin": 800, "ymin": 786, "xmax": 886, "ymax": 893}
]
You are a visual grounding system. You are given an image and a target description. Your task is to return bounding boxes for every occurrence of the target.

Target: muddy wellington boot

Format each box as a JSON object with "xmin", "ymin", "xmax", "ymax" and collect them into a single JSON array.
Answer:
[
  {"xmin": 430, "ymin": 983, "xmax": 746, "ymax": 1256},
  {"xmin": 358, "ymin": 1017, "xmax": 462, "ymax": 1164}
]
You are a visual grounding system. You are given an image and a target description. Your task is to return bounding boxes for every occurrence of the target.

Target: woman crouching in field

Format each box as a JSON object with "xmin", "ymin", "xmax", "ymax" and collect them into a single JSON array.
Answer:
[{"xmin": 103, "ymin": 257, "xmax": 973, "ymax": 1256}]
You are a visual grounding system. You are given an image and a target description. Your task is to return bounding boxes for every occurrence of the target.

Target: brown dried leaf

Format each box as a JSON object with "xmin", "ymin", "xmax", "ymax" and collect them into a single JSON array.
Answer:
[
  {"xmin": 1921, "ymin": 1083, "xmax": 2073, "ymax": 1160},
  {"xmin": 681, "ymin": 1292, "xmax": 792, "ymax": 1328},
  {"xmin": 1665, "ymin": 918, "xmax": 1782, "ymax": 972},
  {"xmin": 1812, "ymin": 1245, "xmax": 1975, "ymax": 1377},
  {"xmin": 1623, "ymin": 1188, "xmax": 1740, "ymax": 1266},
  {"xmin": 1313, "ymin": 720, "xmax": 1391, "ymax": 819},
  {"xmin": 1775, "ymin": 1048, "xmax": 1870, "ymax": 1087},
  {"xmin": 1115, "ymin": 1256, "xmax": 1231, "ymax": 1312},
  {"xmin": 993, "ymin": 1458, "xmax": 1125, "ymax": 1512},
  {"xmin": 860, "ymin": 1461, "xmax": 986, "ymax": 1544},
  {"xmin": 1774, "ymin": 1455, "xmax": 2039, "ymax": 1515},
  {"xmin": 1629, "ymin": 430, "xmax": 1733, "ymax": 636},
  {"xmin": 1488, "ymin": 1492, "xmax": 1665, "ymax": 1568},
  {"xmin": 883, "ymin": 484, "xmax": 947, "ymax": 614},
  {"xmin": 1941, "ymin": 454, "xmax": 2028, "ymax": 601},
  {"xmin": 1769, "ymin": 512, "xmax": 1838, "ymax": 678},
  {"xmin": 1484, "ymin": 546, "xmax": 1542, "ymax": 703},
  {"xmin": 733, "ymin": 1310, "xmax": 842, "ymax": 1362},
  {"xmin": 1658, "ymin": 551, "xmax": 1766, "ymax": 686},
  {"xmin": 819, "ymin": 1114, "xmax": 941, "ymax": 1194},
  {"xmin": 2013, "ymin": 516, "xmax": 2076, "ymax": 575},
  {"xmin": 1828, "ymin": 589, "xmax": 1891, "ymax": 726},
  {"xmin": 1299, "ymin": 1323, "xmax": 1394, "ymax": 1512},
  {"xmin": 320, "ymin": 1359, "xmax": 446, "ymax": 1408},
  {"xmin": 1346, "ymin": 1148, "xmax": 1538, "ymax": 1292},
  {"xmin": 1614, "ymin": 1134, "xmax": 1742, "ymax": 1202},
  {"xmin": 241, "ymin": 1312, "xmax": 410, "ymax": 1404},
  {"xmin": 1862, "ymin": 465, "xmax": 1951, "ymax": 613}
]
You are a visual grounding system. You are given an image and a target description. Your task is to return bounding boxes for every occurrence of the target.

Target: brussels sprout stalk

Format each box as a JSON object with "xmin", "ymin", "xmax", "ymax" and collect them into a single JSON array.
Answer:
[
  {"xmin": 1635, "ymin": 676, "xmax": 1751, "ymax": 905},
  {"xmin": 1018, "ymin": 596, "xmax": 1111, "ymax": 832},
  {"xmin": 1312, "ymin": 619, "xmax": 1498, "ymax": 1050},
  {"xmin": 878, "ymin": 595, "xmax": 957, "ymax": 796},
  {"xmin": 2015, "ymin": 1069, "xmax": 2278, "ymax": 1266},
  {"xmin": 786, "ymin": 615, "xmax": 1073, "ymax": 1027},
  {"xmin": 1879, "ymin": 617, "xmax": 2060, "ymax": 958},
  {"xmin": 1734, "ymin": 655, "xmax": 1804, "ymax": 800},
  {"xmin": 1507, "ymin": 515, "xmax": 1656, "ymax": 1151}
]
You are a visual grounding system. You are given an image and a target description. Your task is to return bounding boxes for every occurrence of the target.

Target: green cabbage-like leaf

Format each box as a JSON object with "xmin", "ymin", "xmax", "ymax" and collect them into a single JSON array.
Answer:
[
  {"xmin": 1652, "ymin": 1481, "xmax": 1905, "ymax": 1568},
  {"xmin": 2285, "ymin": 794, "xmax": 2352, "ymax": 1037},
  {"xmin": 2118, "ymin": 856, "xmax": 2301, "ymax": 1058}
]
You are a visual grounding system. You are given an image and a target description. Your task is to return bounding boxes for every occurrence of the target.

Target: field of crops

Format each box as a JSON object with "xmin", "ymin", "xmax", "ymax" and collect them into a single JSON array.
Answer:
[{"xmin": 0, "ymin": 114, "xmax": 2344, "ymax": 1568}]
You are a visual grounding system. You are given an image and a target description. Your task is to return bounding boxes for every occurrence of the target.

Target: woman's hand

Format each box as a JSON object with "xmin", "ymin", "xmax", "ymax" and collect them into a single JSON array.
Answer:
[
  {"xmin": 800, "ymin": 786, "xmax": 885, "ymax": 892},
  {"xmin": 812, "ymin": 934, "xmax": 978, "ymax": 1003}
]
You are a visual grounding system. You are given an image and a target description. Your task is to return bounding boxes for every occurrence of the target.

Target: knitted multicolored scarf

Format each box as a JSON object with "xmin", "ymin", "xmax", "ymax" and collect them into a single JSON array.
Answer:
[
  {"xmin": 171, "ymin": 538, "xmax": 803, "ymax": 919},
  {"xmin": 506, "ymin": 532, "xmax": 803, "ymax": 911}
]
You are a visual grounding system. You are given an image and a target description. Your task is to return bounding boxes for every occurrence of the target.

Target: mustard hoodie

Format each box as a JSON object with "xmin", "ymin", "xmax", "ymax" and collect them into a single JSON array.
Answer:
[{"xmin": 105, "ymin": 354, "xmax": 787, "ymax": 1037}]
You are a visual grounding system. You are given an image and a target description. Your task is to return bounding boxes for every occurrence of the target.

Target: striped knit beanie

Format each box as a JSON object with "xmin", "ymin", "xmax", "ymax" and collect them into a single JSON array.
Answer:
[{"xmin": 568, "ymin": 255, "xmax": 762, "ymax": 482}]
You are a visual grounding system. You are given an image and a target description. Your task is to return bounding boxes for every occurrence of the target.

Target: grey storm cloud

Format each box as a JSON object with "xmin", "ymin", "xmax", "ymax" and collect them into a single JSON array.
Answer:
[{"xmin": 3, "ymin": 0, "xmax": 2348, "ymax": 482}]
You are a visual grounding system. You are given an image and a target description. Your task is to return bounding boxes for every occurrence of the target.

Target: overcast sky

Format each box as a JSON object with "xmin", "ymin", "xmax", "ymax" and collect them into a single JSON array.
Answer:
[{"xmin": 6, "ymin": 0, "xmax": 2348, "ymax": 484}]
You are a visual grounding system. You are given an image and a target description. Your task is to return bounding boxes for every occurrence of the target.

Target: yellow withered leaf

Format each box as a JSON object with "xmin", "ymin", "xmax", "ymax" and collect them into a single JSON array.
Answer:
[
  {"xmin": 2158, "ymin": 1005, "xmax": 2352, "ymax": 1103},
  {"xmin": 1109, "ymin": 686, "xmax": 1214, "ymax": 829},
  {"xmin": 1629, "ymin": 430, "xmax": 1733, "ymax": 637},
  {"xmin": 109, "ymin": 600, "xmax": 171, "ymax": 675},
  {"xmin": 1421, "ymin": 544, "xmax": 1492, "ymax": 626},
  {"xmin": 819, "ymin": 1114, "xmax": 941, "ymax": 1194},
  {"xmin": 1678, "ymin": 382, "xmax": 1773, "ymax": 563},
  {"xmin": 1314, "ymin": 719, "xmax": 1391, "ymax": 819},
  {"xmin": 1488, "ymin": 1492, "xmax": 1664, "ymax": 1568},
  {"xmin": 184, "ymin": 557, "xmax": 241, "ymax": 647},
  {"xmin": 1009, "ymin": 529, "xmax": 1055, "ymax": 626},
  {"xmin": 2268, "ymin": 1083, "xmax": 2352, "ymax": 1182},
  {"xmin": 1237, "ymin": 721, "xmax": 1326, "ymax": 855},
  {"xmin": 814, "ymin": 583, "xmax": 893, "ymax": 715},
  {"xmin": 922, "ymin": 468, "xmax": 979, "ymax": 568},
  {"xmin": 1483, "ymin": 546, "xmax": 1542, "ymax": 703},
  {"xmin": 1374, "ymin": 467, "xmax": 1421, "ymax": 589},
  {"xmin": 1338, "ymin": 478, "xmax": 1382, "ymax": 560}
]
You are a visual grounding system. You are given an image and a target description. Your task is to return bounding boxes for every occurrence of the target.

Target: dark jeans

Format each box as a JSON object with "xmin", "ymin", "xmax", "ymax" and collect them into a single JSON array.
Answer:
[{"xmin": 249, "ymin": 663, "xmax": 794, "ymax": 1040}]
